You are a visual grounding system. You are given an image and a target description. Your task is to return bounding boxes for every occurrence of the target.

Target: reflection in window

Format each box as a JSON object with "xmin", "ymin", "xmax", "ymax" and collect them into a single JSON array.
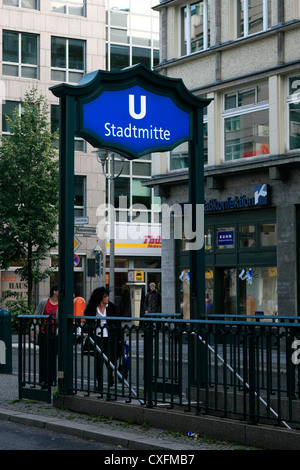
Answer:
[
  {"xmin": 288, "ymin": 77, "xmax": 300, "ymax": 151},
  {"xmin": 4, "ymin": 0, "xmax": 38, "ymax": 8},
  {"xmin": 51, "ymin": 37, "xmax": 85, "ymax": 83},
  {"xmin": 239, "ymin": 225, "xmax": 255, "ymax": 248},
  {"xmin": 225, "ymin": 109, "xmax": 269, "ymax": 161},
  {"xmin": 106, "ymin": 0, "xmax": 159, "ymax": 71},
  {"xmin": 237, "ymin": 0, "xmax": 271, "ymax": 38},
  {"xmin": 74, "ymin": 175, "xmax": 85, "ymax": 217},
  {"xmin": 2, "ymin": 101, "xmax": 19, "ymax": 135},
  {"xmin": 181, "ymin": 0, "xmax": 210, "ymax": 56},
  {"xmin": 3, "ymin": 30, "xmax": 38, "ymax": 78},
  {"xmin": 260, "ymin": 223, "xmax": 276, "ymax": 246},
  {"xmin": 51, "ymin": 0, "xmax": 86, "ymax": 16},
  {"xmin": 239, "ymin": 266, "xmax": 277, "ymax": 316},
  {"xmin": 205, "ymin": 228, "xmax": 212, "ymax": 250}
]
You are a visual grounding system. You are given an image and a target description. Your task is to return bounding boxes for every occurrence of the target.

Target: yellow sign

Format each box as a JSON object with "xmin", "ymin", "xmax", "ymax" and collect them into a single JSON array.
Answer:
[
  {"xmin": 74, "ymin": 235, "xmax": 82, "ymax": 252},
  {"xmin": 134, "ymin": 270, "xmax": 144, "ymax": 282}
]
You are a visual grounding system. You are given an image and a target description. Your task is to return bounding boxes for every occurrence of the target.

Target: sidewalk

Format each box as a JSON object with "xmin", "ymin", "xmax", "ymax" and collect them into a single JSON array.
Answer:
[{"xmin": 0, "ymin": 371, "xmax": 254, "ymax": 451}]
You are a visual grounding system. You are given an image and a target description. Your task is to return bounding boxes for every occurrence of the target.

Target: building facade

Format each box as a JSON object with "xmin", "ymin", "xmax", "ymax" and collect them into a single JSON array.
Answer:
[
  {"xmin": 148, "ymin": 0, "xmax": 300, "ymax": 318},
  {"xmin": 0, "ymin": 0, "xmax": 161, "ymax": 311}
]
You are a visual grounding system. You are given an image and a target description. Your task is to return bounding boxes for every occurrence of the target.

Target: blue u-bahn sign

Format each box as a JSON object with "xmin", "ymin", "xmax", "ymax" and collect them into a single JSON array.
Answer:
[
  {"xmin": 82, "ymin": 85, "xmax": 191, "ymax": 156},
  {"xmin": 50, "ymin": 64, "xmax": 211, "ymax": 393}
]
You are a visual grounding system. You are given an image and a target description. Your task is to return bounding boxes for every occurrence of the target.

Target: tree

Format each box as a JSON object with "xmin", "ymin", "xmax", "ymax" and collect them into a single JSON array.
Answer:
[{"xmin": 0, "ymin": 86, "xmax": 59, "ymax": 310}]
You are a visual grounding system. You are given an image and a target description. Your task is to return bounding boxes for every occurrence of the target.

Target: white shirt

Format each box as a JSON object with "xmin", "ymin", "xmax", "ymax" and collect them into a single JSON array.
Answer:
[{"xmin": 96, "ymin": 306, "xmax": 108, "ymax": 337}]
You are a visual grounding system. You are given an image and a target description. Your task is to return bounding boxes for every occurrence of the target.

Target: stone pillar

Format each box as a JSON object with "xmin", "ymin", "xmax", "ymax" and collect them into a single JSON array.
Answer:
[{"xmin": 277, "ymin": 205, "xmax": 297, "ymax": 316}]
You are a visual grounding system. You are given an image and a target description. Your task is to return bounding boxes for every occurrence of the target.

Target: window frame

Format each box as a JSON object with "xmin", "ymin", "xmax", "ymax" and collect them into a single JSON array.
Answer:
[
  {"xmin": 236, "ymin": 0, "xmax": 271, "ymax": 39},
  {"xmin": 179, "ymin": 0, "xmax": 210, "ymax": 57},
  {"xmin": 287, "ymin": 75, "xmax": 300, "ymax": 153},
  {"xmin": 51, "ymin": 0, "xmax": 86, "ymax": 16},
  {"xmin": 2, "ymin": 30, "xmax": 39, "ymax": 79},
  {"xmin": 222, "ymin": 83, "xmax": 269, "ymax": 162},
  {"xmin": 51, "ymin": 36, "xmax": 85, "ymax": 84},
  {"xmin": 3, "ymin": 0, "xmax": 39, "ymax": 9}
]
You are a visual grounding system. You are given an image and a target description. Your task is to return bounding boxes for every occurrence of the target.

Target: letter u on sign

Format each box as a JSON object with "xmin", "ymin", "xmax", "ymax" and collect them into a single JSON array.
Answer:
[{"xmin": 129, "ymin": 94, "xmax": 146, "ymax": 119}]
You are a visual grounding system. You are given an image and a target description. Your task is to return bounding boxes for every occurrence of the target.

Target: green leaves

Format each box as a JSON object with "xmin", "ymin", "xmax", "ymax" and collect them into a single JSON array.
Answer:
[{"xmin": 0, "ymin": 85, "xmax": 59, "ymax": 308}]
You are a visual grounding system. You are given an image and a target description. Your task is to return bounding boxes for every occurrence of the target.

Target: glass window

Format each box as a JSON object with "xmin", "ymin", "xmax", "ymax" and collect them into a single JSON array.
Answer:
[
  {"xmin": 170, "ymin": 142, "xmax": 189, "ymax": 171},
  {"xmin": 110, "ymin": 44, "xmax": 130, "ymax": 70},
  {"xmin": 132, "ymin": 179, "xmax": 151, "ymax": 209},
  {"xmin": 51, "ymin": 0, "xmax": 85, "ymax": 16},
  {"xmin": 106, "ymin": 0, "xmax": 159, "ymax": 71},
  {"xmin": 180, "ymin": 0, "xmax": 210, "ymax": 56},
  {"xmin": 260, "ymin": 223, "xmax": 276, "ymax": 246},
  {"xmin": 3, "ymin": 30, "xmax": 38, "ymax": 78},
  {"xmin": 288, "ymin": 76, "xmax": 300, "ymax": 151},
  {"xmin": 237, "ymin": 0, "xmax": 271, "ymax": 38},
  {"xmin": 132, "ymin": 46, "xmax": 151, "ymax": 68},
  {"xmin": 225, "ymin": 109, "xmax": 269, "ymax": 161},
  {"xmin": 239, "ymin": 225, "xmax": 256, "ymax": 248},
  {"xmin": 205, "ymin": 227, "xmax": 213, "ymax": 251},
  {"xmin": 2, "ymin": 101, "xmax": 19, "ymax": 135},
  {"xmin": 74, "ymin": 175, "xmax": 85, "ymax": 217},
  {"xmin": 51, "ymin": 37, "xmax": 85, "ymax": 83},
  {"xmin": 239, "ymin": 266, "xmax": 277, "ymax": 317},
  {"xmin": 170, "ymin": 114, "xmax": 207, "ymax": 170},
  {"xmin": 3, "ymin": 0, "xmax": 38, "ymax": 8},
  {"xmin": 224, "ymin": 84, "xmax": 269, "ymax": 161}
]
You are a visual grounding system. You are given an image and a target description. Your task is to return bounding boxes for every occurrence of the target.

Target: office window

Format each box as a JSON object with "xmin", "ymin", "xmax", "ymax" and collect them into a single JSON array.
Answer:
[
  {"xmin": 2, "ymin": 101, "xmax": 20, "ymax": 135},
  {"xmin": 170, "ymin": 108, "xmax": 208, "ymax": 170},
  {"xmin": 288, "ymin": 76, "xmax": 300, "ymax": 151},
  {"xmin": 106, "ymin": 0, "xmax": 159, "ymax": 71},
  {"xmin": 105, "ymin": 155, "xmax": 160, "ymax": 223},
  {"xmin": 223, "ymin": 83, "xmax": 269, "ymax": 161},
  {"xmin": 180, "ymin": 0, "xmax": 210, "ymax": 56},
  {"xmin": 51, "ymin": 37, "xmax": 85, "ymax": 83},
  {"xmin": 3, "ymin": 0, "xmax": 38, "ymax": 8},
  {"xmin": 3, "ymin": 30, "xmax": 38, "ymax": 78},
  {"xmin": 74, "ymin": 175, "xmax": 86, "ymax": 217},
  {"xmin": 51, "ymin": 0, "xmax": 85, "ymax": 16},
  {"xmin": 236, "ymin": 0, "xmax": 271, "ymax": 38}
]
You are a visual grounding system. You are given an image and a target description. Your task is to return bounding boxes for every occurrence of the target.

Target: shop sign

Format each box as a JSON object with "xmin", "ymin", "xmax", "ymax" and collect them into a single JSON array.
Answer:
[
  {"xmin": 205, "ymin": 184, "xmax": 270, "ymax": 213},
  {"xmin": 217, "ymin": 230, "xmax": 234, "ymax": 246}
]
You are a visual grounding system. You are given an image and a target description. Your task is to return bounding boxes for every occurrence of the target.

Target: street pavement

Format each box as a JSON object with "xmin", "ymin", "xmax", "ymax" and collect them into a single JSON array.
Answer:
[{"xmin": 0, "ymin": 337, "xmax": 257, "ymax": 452}]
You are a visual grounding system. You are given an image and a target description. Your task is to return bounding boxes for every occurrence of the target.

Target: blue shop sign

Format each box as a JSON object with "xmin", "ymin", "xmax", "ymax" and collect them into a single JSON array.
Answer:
[
  {"xmin": 82, "ymin": 85, "xmax": 191, "ymax": 156},
  {"xmin": 217, "ymin": 230, "xmax": 234, "ymax": 246}
]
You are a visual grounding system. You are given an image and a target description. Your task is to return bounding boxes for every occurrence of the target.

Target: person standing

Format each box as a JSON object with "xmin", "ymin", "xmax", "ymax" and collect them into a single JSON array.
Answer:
[
  {"xmin": 144, "ymin": 282, "xmax": 161, "ymax": 314},
  {"xmin": 84, "ymin": 287, "xmax": 122, "ymax": 389},
  {"xmin": 35, "ymin": 285, "xmax": 58, "ymax": 389}
]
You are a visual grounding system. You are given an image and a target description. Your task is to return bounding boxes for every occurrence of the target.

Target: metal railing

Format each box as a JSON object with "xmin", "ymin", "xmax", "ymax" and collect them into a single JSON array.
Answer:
[{"xmin": 18, "ymin": 314, "xmax": 300, "ymax": 428}]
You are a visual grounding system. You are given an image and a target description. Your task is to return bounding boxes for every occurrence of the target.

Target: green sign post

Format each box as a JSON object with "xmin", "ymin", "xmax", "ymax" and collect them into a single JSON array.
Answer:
[{"xmin": 50, "ymin": 64, "xmax": 211, "ymax": 393}]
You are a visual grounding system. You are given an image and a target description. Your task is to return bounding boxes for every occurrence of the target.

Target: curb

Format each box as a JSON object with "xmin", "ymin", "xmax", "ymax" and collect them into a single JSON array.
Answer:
[
  {"xmin": 55, "ymin": 394, "xmax": 300, "ymax": 451},
  {"xmin": 0, "ymin": 407, "xmax": 198, "ymax": 450}
]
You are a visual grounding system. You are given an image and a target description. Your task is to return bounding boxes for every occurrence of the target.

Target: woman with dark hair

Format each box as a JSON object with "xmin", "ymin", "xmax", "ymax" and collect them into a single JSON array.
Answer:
[
  {"xmin": 85, "ymin": 287, "xmax": 122, "ymax": 388},
  {"xmin": 35, "ymin": 284, "xmax": 58, "ymax": 389}
]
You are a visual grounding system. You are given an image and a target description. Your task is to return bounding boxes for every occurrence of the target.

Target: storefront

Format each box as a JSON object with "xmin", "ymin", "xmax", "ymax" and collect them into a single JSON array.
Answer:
[
  {"xmin": 105, "ymin": 224, "xmax": 162, "ymax": 314},
  {"xmin": 176, "ymin": 184, "xmax": 278, "ymax": 319}
]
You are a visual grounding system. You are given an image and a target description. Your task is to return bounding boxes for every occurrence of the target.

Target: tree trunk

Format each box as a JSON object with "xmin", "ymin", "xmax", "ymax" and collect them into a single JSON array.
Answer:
[{"xmin": 27, "ymin": 240, "xmax": 33, "ymax": 311}]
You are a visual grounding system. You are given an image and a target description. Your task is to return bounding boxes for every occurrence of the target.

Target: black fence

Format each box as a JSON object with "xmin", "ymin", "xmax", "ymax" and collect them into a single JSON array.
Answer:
[{"xmin": 18, "ymin": 314, "xmax": 300, "ymax": 429}]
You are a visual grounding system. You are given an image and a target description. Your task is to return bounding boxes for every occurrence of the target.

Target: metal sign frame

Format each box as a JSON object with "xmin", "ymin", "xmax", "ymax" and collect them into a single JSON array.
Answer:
[{"xmin": 50, "ymin": 63, "xmax": 211, "ymax": 394}]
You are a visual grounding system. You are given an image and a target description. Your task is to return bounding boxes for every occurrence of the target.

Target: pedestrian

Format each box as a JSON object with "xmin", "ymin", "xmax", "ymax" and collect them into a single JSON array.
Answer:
[
  {"xmin": 35, "ymin": 284, "xmax": 58, "ymax": 389},
  {"xmin": 84, "ymin": 287, "xmax": 122, "ymax": 389},
  {"xmin": 205, "ymin": 295, "xmax": 213, "ymax": 316},
  {"xmin": 144, "ymin": 282, "xmax": 161, "ymax": 314}
]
